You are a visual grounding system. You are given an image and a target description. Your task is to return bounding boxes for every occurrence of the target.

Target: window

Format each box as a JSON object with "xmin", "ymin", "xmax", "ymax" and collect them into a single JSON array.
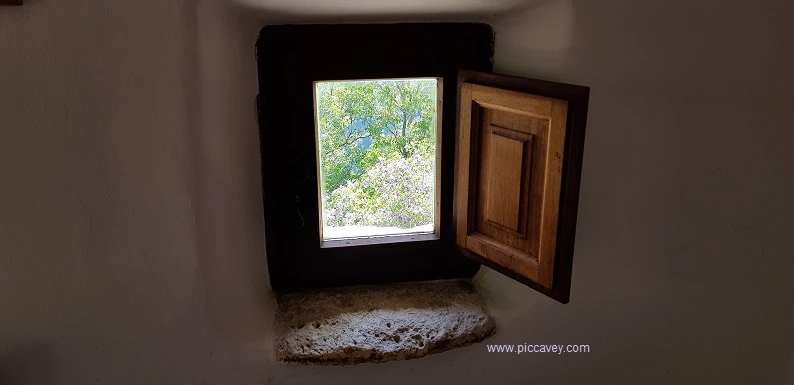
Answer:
[
  {"xmin": 257, "ymin": 23, "xmax": 589, "ymax": 303},
  {"xmin": 314, "ymin": 78, "xmax": 442, "ymax": 245}
]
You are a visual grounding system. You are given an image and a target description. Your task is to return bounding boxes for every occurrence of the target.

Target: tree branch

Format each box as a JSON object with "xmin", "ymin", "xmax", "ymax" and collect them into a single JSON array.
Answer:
[{"xmin": 323, "ymin": 134, "xmax": 371, "ymax": 156}]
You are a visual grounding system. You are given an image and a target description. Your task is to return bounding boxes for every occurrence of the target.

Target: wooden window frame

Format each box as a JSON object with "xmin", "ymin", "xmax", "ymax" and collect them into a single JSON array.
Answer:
[{"xmin": 256, "ymin": 23, "xmax": 494, "ymax": 292}]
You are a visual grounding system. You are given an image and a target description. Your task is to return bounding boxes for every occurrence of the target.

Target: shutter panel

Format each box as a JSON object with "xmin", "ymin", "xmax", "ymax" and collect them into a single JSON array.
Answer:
[{"xmin": 454, "ymin": 71, "xmax": 589, "ymax": 303}]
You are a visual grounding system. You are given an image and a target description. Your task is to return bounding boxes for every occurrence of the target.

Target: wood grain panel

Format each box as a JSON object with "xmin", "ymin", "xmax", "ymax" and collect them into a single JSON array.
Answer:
[
  {"xmin": 471, "ymin": 84, "xmax": 554, "ymax": 119},
  {"xmin": 526, "ymin": 119, "xmax": 549, "ymax": 269},
  {"xmin": 465, "ymin": 233, "xmax": 539, "ymax": 282},
  {"xmin": 456, "ymin": 79, "xmax": 572, "ymax": 291},
  {"xmin": 485, "ymin": 132, "xmax": 525, "ymax": 231},
  {"xmin": 456, "ymin": 70, "xmax": 590, "ymax": 304},
  {"xmin": 536, "ymin": 99, "xmax": 568, "ymax": 287},
  {"xmin": 474, "ymin": 110, "xmax": 538, "ymax": 257},
  {"xmin": 488, "ymin": 108, "xmax": 545, "ymax": 137}
]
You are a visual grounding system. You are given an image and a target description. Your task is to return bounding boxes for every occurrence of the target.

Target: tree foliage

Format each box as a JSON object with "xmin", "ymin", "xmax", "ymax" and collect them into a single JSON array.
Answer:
[
  {"xmin": 316, "ymin": 79, "xmax": 437, "ymax": 228},
  {"xmin": 324, "ymin": 145, "xmax": 434, "ymax": 228}
]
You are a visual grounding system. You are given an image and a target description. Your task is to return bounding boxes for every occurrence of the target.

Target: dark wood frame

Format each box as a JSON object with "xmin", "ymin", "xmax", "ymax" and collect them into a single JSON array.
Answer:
[
  {"xmin": 455, "ymin": 70, "xmax": 590, "ymax": 303},
  {"xmin": 0, "ymin": 0, "xmax": 23, "ymax": 6},
  {"xmin": 256, "ymin": 24, "xmax": 494, "ymax": 292}
]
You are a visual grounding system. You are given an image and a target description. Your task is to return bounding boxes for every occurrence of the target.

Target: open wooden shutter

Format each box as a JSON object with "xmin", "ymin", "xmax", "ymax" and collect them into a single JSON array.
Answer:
[{"xmin": 454, "ymin": 70, "xmax": 589, "ymax": 303}]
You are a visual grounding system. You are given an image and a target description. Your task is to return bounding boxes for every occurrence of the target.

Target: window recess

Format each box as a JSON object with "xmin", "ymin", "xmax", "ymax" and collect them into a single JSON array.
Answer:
[{"xmin": 256, "ymin": 23, "xmax": 589, "ymax": 303}]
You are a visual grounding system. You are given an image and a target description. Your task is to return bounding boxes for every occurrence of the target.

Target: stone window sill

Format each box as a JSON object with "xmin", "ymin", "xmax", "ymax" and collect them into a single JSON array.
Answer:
[{"xmin": 274, "ymin": 279, "xmax": 495, "ymax": 365}]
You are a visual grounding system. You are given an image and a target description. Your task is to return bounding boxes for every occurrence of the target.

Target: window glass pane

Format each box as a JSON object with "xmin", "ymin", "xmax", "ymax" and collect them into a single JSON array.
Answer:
[{"xmin": 315, "ymin": 78, "xmax": 439, "ymax": 240}]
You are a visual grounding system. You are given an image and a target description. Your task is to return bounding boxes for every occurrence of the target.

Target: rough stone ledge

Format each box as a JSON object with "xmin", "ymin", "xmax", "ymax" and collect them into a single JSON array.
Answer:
[{"xmin": 274, "ymin": 279, "xmax": 496, "ymax": 365}]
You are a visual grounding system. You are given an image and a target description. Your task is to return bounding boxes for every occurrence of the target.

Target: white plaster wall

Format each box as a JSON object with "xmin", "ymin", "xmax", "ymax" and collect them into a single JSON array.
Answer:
[{"xmin": 1, "ymin": 0, "xmax": 792, "ymax": 384}]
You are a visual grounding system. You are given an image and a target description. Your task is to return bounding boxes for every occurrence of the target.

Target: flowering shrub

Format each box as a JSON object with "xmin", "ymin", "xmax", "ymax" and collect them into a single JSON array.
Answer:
[{"xmin": 324, "ymin": 147, "xmax": 434, "ymax": 229}]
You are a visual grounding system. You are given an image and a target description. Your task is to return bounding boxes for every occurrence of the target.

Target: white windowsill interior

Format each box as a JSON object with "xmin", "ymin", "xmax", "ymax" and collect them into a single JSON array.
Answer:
[{"xmin": 322, "ymin": 224, "xmax": 435, "ymax": 240}]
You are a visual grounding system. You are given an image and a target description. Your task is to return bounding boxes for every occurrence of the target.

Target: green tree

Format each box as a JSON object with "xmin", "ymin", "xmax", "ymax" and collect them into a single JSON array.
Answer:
[
  {"xmin": 324, "ymin": 143, "xmax": 435, "ymax": 228},
  {"xmin": 316, "ymin": 79, "xmax": 437, "ymax": 195}
]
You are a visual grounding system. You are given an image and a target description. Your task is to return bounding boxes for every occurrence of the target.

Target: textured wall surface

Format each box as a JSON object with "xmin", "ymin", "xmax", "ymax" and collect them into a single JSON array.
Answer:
[
  {"xmin": 274, "ymin": 280, "xmax": 495, "ymax": 364},
  {"xmin": 1, "ymin": 0, "xmax": 792, "ymax": 383}
]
